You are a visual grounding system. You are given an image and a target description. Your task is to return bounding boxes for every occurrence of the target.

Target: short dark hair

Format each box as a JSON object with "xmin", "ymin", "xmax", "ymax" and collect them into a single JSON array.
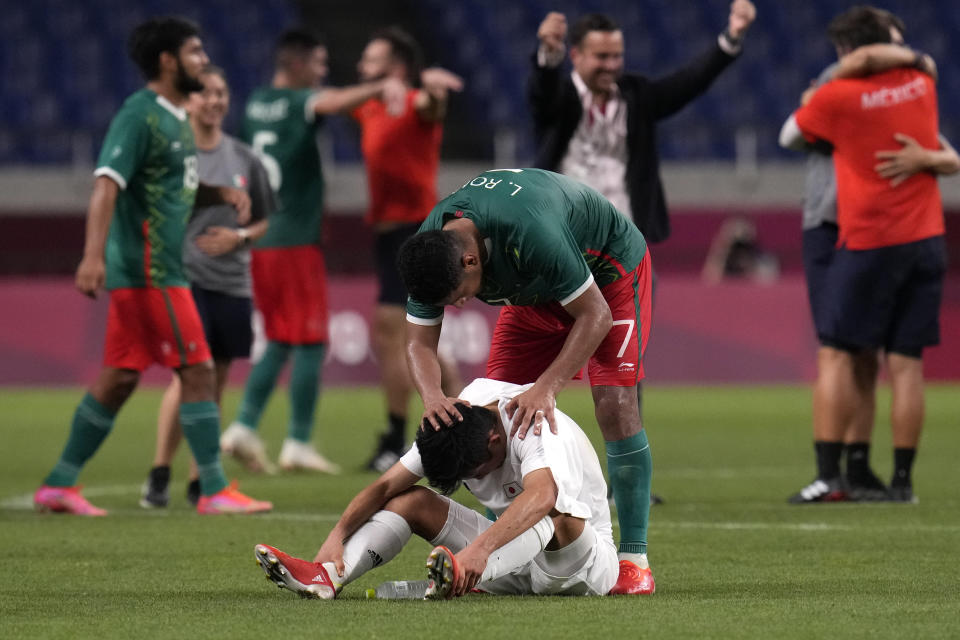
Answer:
[
  {"xmin": 871, "ymin": 7, "xmax": 906, "ymax": 37},
  {"xmin": 371, "ymin": 26, "xmax": 423, "ymax": 85},
  {"xmin": 570, "ymin": 13, "xmax": 620, "ymax": 48},
  {"xmin": 416, "ymin": 403, "xmax": 496, "ymax": 495},
  {"xmin": 127, "ymin": 16, "xmax": 201, "ymax": 80},
  {"xmin": 397, "ymin": 229, "xmax": 464, "ymax": 305},
  {"xmin": 275, "ymin": 29, "xmax": 323, "ymax": 69},
  {"xmin": 827, "ymin": 6, "xmax": 893, "ymax": 52}
]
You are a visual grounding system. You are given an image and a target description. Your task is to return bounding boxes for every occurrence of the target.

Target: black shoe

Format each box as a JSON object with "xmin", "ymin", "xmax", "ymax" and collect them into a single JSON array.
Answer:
[
  {"xmin": 140, "ymin": 466, "xmax": 170, "ymax": 509},
  {"xmin": 887, "ymin": 484, "xmax": 918, "ymax": 504},
  {"xmin": 366, "ymin": 433, "xmax": 405, "ymax": 473},
  {"xmin": 846, "ymin": 469, "xmax": 891, "ymax": 502},
  {"xmin": 186, "ymin": 479, "xmax": 201, "ymax": 506},
  {"xmin": 788, "ymin": 477, "xmax": 848, "ymax": 504}
]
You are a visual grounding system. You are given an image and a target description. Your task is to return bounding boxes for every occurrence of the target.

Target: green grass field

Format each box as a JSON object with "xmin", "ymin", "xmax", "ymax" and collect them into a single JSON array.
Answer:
[{"xmin": 2, "ymin": 384, "xmax": 958, "ymax": 639}]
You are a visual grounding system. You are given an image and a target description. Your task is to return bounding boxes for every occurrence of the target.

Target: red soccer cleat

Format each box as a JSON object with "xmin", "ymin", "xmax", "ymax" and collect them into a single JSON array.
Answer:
[
  {"xmin": 609, "ymin": 559, "xmax": 656, "ymax": 595},
  {"xmin": 424, "ymin": 545, "xmax": 460, "ymax": 599},
  {"xmin": 34, "ymin": 485, "xmax": 107, "ymax": 516},
  {"xmin": 254, "ymin": 544, "xmax": 339, "ymax": 600}
]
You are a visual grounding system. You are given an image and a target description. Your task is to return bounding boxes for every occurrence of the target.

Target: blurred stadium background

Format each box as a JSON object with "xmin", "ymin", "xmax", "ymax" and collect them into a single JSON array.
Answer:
[{"xmin": 2, "ymin": 0, "xmax": 959, "ymax": 386}]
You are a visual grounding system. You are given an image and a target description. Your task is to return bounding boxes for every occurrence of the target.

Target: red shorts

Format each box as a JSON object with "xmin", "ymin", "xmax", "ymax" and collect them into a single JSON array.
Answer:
[
  {"xmin": 103, "ymin": 287, "xmax": 212, "ymax": 371},
  {"xmin": 486, "ymin": 249, "xmax": 652, "ymax": 387},
  {"xmin": 251, "ymin": 245, "xmax": 329, "ymax": 344}
]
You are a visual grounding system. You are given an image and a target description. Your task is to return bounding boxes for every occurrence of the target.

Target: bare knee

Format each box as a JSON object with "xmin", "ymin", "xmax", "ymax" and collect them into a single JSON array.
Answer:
[
  {"xmin": 91, "ymin": 367, "xmax": 140, "ymax": 411},
  {"xmin": 384, "ymin": 486, "xmax": 447, "ymax": 538},
  {"xmin": 177, "ymin": 361, "xmax": 216, "ymax": 403},
  {"xmin": 591, "ymin": 385, "xmax": 642, "ymax": 441}
]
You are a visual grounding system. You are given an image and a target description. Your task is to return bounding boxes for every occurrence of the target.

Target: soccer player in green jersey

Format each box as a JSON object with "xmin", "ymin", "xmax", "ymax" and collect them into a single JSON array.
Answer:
[
  {"xmin": 398, "ymin": 168, "xmax": 656, "ymax": 594},
  {"xmin": 34, "ymin": 17, "xmax": 270, "ymax": 515},
  {"xmin": 220, "ymin": 30, "xmax": 406, "ymax": 473}
]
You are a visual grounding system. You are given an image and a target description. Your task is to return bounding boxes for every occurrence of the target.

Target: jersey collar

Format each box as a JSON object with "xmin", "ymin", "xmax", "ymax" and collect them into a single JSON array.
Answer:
[{"xmin": 155, "ymin": 94, "xmax": 188, "ymax": 121}]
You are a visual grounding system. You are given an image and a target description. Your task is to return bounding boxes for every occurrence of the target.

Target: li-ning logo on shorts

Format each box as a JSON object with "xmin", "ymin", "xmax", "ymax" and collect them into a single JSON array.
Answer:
[
  {"xmin": 618, "ymin": 362, "xmax": 635, "ymax": 373},
  {"xmin": 503, "ymin": 482, "xmax": 522, "ymax": 499}
]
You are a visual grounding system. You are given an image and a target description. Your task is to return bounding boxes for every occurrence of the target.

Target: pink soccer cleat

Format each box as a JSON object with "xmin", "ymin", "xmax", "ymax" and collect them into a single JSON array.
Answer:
[
  {"xmin": 609, "ymin": 559, "xmax": 656, "ymax": 595},
  {"xmin": 254, "ymin": 544, "xmax": 339, "ymax": 599},
  {"xmin": 34, "ymin": 485, "xmax": 107, "ymax": 516},
  {"xmin": 196, "ymin": 481, "xmax": 272, "ymax": 515}
]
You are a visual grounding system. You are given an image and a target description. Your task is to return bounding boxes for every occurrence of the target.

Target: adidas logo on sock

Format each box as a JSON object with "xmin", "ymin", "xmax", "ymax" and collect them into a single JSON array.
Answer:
[
  {"xmin": 312, "ymin": 573, "xmax": 327, "ymax": 583},
  {"xmin": 367, "ymin": 549, "xmax": 384, "ymax": 567}
]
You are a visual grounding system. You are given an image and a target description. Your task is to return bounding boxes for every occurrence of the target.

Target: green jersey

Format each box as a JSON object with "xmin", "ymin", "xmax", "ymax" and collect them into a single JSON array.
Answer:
[
  {"xmin": 94, "ymin": 89, "xmax": 198, "ymax": 289},
  {"xmin": 242, "ymin": 87, "xmax": 323, "ymax": 248},
  {"xmin": 407, "ymin": 169, "xmax": 647, "ymax": 323}
]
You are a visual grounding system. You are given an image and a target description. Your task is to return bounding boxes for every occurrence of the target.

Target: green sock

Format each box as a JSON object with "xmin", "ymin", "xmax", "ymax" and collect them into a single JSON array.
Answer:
[
  {"xmin": 288, "ymin": 343, "xmax": 325, "ymax": 442},
  {"xmin": 180, "ymin": 401, "xmax": 228, "ymax": 496},
  {"xmin": 606, "ymin": 430, "xmax": 652, "ymax": 555},
  {"xmin": 44, "ymin": 393, "xmax": 116, "ymax": 487},
  {"xmin": 236, "ymin": 341, "xmax": 290, "ymax": 430}
]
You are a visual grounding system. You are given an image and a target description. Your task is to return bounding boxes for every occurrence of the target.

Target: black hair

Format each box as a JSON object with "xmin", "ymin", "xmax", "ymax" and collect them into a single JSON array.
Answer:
[
  {"xmin": 570, "ymin": 13, "xmax": 620, "ymax": 48},
  {"xmin": 827, "ymin": 6, "xmax": 893, "ymax": 52},
  {"xmin": 416, "ymin": 403, "xmax": 497, "ymax": 495},
  {"xmin": 396, "ymin": 229, "xmax": 464, "ymax": 305},
  {"xmin": 371, "ymin": 26, "xmax": 424, "ymax": 85},
  {"xmin": 127, "ymin": 16, "xmax": 201, "ymax": 80},
  {"xmin": 275, "ymin": 29, "xmax": 323, "ymax": 69},
  {"xmin": 870, "ymin": 7, "xmax": 906, "ymax": 38}
]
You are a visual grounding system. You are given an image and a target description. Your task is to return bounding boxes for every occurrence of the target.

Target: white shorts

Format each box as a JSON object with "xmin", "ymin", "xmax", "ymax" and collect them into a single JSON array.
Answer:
[{"xmin": 431, "ymin": 496, "xmax": 619, "ymax": 596}]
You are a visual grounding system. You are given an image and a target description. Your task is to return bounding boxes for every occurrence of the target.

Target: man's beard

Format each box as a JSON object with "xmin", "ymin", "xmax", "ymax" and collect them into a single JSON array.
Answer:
[{"xmin": 174, "ymin": 60, "xmax": 204, "ymax": 94}]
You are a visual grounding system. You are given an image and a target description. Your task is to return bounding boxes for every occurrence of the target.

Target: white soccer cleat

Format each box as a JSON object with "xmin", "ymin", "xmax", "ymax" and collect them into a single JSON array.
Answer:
[
  {"xmin": 220, "ymin": 422, "xmax": 277, "ymax": 474},
  {"xmin": 278, "ymin": 439, "xmax": 341, "ymax": 474}
]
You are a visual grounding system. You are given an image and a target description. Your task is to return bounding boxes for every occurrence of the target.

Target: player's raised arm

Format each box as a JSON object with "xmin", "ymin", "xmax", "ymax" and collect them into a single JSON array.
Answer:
[
  {"xmin": 507, "ymin": 282, "xmax": 612, "ymax": 439},
  {"xmin": 414, "ymin": 67, "xmax": 464, "ymax": 122},
  {"xmin": 313, "ymin": 462, "xmax": 421, "ymax": 575},
  {"xmin": 75, "ymin": 176, "xmax": 120, "ymax": 298},
  {"xmin": 310, "ymin": 77, "xmax": 407, "ymax": 116},
  {"xmin": 453, "ymin": 467, "xmax": 559, "ymax": 596}
]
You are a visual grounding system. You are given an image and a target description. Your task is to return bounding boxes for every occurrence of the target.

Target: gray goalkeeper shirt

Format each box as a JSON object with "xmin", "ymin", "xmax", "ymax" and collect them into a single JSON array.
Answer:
[{"xmin": 183, "ymin": 134, "xmax": 275, "ymax": 297}]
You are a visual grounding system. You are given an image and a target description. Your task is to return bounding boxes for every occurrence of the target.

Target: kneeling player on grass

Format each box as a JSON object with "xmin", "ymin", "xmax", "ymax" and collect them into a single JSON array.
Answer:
[{"xmin": 254, "ymin": 378, "xmax": 619, "ymax": 598}]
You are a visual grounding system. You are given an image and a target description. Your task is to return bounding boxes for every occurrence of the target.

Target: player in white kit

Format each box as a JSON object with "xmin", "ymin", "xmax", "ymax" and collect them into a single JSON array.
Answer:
[{"xmin": 254, "ymin": 378, "xmax": 619, "ymax": 598}]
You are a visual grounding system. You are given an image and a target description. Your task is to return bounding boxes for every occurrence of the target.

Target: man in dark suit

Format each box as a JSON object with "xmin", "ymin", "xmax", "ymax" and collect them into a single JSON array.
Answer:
[{"xmin": 527, "ymin": 1, "xmax": 756, "ymax": 243}]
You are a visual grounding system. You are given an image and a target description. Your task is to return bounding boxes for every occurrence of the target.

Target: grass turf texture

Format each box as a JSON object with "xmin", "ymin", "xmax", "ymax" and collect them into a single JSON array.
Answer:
[{"xmin": 1, "ymin": 384, "xmax": 958, "ymax": 639}]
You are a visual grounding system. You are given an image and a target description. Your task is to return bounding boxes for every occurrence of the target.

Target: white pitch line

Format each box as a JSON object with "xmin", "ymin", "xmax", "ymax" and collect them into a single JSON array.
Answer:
[{"xmin": 5, "ymin": 487, "xmax": 959, "ymax": 533}]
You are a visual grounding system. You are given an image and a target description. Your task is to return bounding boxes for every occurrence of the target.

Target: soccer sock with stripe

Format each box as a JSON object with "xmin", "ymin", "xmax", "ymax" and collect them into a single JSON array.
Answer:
[
  {"xmin": 324, "ymin": 510, "xmax": 411, "ymax": 587},
  {"xmin": 606, "ymin": 430, "xmax": 652, "ymax": 556},
  {"xmin": 180, "ymin": 401, "xmax": 228, "ymax": 496},
  {"xmin": 236, "ymin": 340, "xmax": 290, "ymax": 431},
  {"xmin": 288, "ymin": 343, "xmax": 325, "ymax": 443},
  {"xmin": 44, "ymin": 393, "xmax": 116, "ymax": 487}
]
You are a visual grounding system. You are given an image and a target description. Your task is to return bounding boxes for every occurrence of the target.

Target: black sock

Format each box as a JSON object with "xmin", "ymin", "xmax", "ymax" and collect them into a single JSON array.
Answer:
[
  {"xmin": 149, "ymin": 465, "xmax": 171, "ymax": 488},
  {"xmin": 814, "ymin": 441, "xmax": 843, "ymax": 480},
  {"xmin": 892, "ymin": 448, "xmax": 916, "ymax": 488},
  {"xmin": 386, "ymin": 413, "xmax": 406, "ymax": 447},
  {"xmin": 844, "ymin": 442, "xmax": 871, "ymax": 480}
]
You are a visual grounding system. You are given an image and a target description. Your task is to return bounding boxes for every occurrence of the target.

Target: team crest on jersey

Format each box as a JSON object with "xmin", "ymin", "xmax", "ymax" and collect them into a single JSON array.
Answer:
[
  {"xmin": 503, "ymin": 482, "xmax": 523, "ymax": 499},
  {"xmin": 233, "ymin": 174, "xmax": 248, "ymax": 188}
]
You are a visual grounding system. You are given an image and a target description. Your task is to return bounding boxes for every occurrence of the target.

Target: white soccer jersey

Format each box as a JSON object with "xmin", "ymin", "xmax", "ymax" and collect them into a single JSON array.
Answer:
[{"xmin": 400, "ymin": 378, "xmax": 613, "ymax": 546}]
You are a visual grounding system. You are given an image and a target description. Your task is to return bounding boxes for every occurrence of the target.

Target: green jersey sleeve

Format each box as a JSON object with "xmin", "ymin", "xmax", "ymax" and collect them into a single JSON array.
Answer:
[{"xmin": 94, "ymin": 107, "xmax": 150, "ymax": 189}]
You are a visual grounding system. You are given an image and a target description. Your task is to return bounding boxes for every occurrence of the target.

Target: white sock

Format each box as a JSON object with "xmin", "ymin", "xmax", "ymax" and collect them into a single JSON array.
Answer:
[
  {"xmin": 325, "ymin": 510, "xmax": 412, "ymax": 587},
  {"xmin": 618, "ymin": 551, "xmax": 649, "ymax": 569},
  {"xmin": 478, "ymin": 516, "xmax": 555, "ymax": 583}
]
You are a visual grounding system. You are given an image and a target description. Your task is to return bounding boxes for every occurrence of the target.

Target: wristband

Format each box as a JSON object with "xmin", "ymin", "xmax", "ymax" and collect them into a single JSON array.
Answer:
[{"xmin": 237, "ymin": 227, "xmax": 251, "ymax": 247}]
